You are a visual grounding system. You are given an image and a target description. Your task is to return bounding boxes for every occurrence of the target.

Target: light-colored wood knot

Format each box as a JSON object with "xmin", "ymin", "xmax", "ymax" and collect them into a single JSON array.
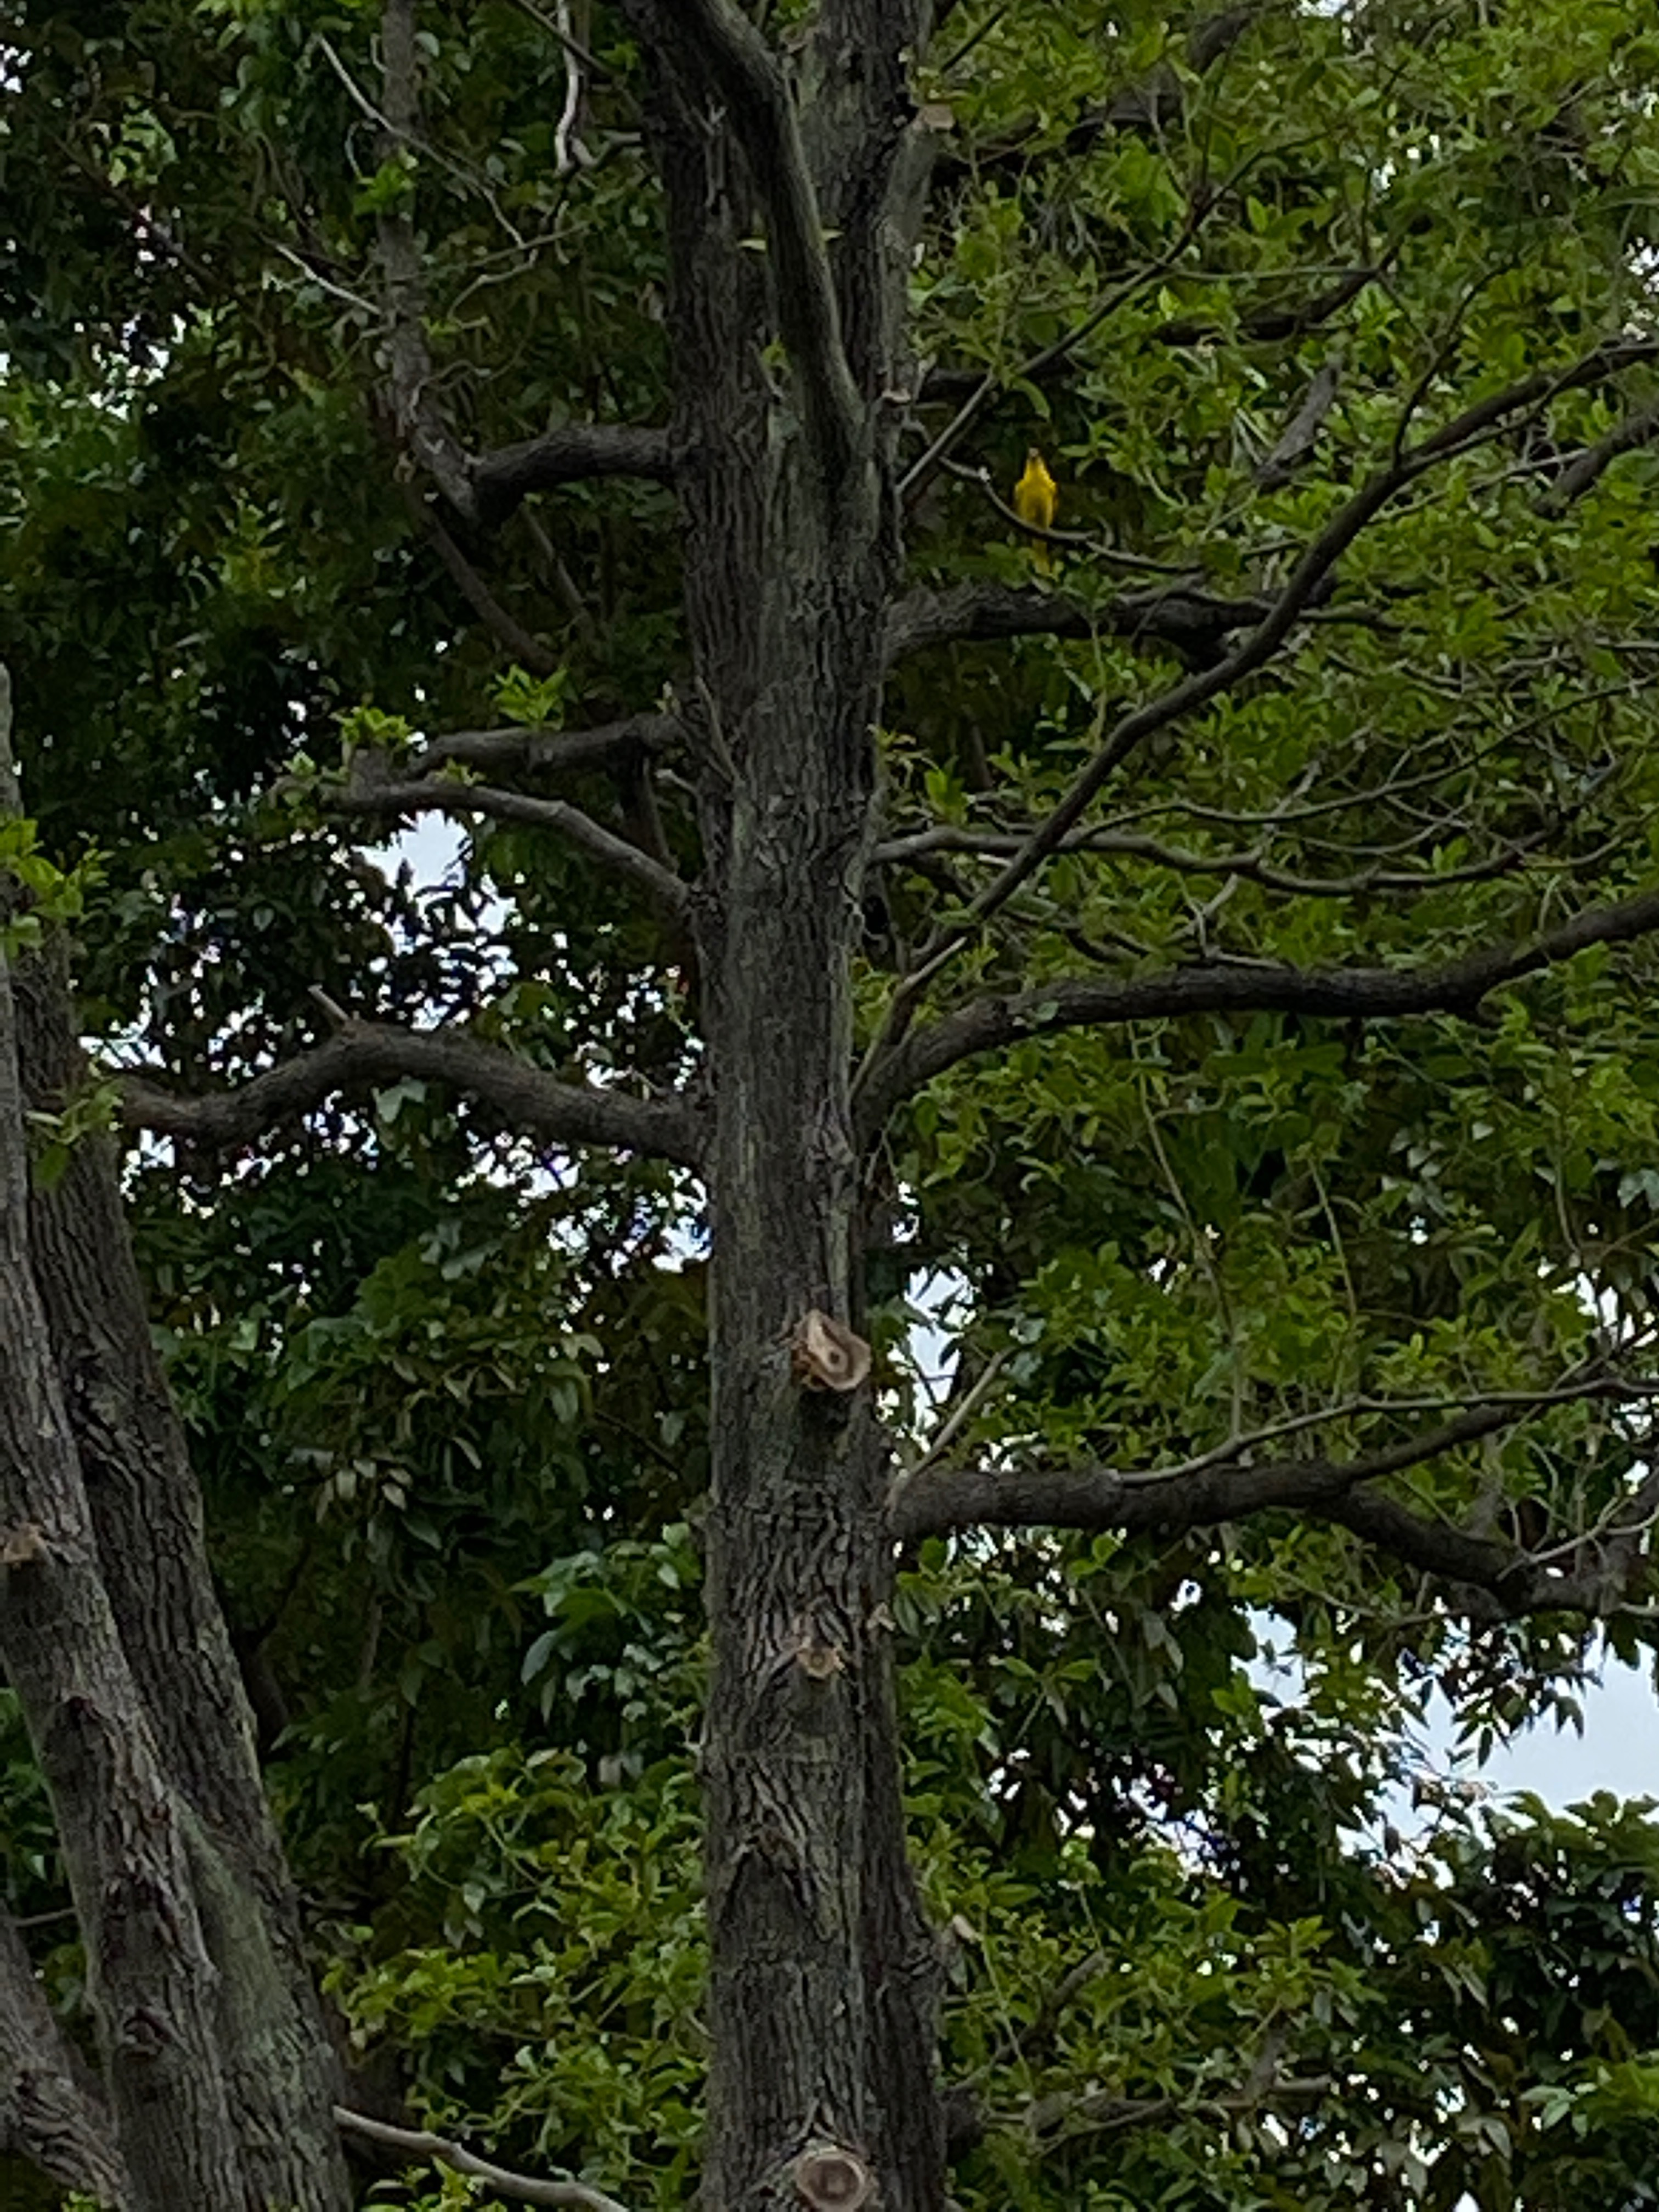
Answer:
[
  {"xmin": 793, "ymin": 2142, "xmax": 874, "ymax": 2211},
  {"xmin": 789, "ymin": 1310, "xmax": 871, "ymax": 1394},
  {"xmin": 0, "ymin": 1522, "xmax": 48, "ymax": 1567},
  {"xmin": 794, "ymin": 1639, "xmax": 845, "ymax": 1681}
]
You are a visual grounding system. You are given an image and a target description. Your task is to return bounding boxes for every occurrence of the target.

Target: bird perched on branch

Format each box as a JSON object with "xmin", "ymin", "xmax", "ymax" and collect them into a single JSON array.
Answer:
[{"xmin": 1013, "ymin": 447, "xmax": 1058, "ymax": 571}]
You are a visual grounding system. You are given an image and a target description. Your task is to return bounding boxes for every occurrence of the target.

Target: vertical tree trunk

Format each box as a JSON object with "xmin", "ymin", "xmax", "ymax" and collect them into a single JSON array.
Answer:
[
  {"xmin": 697, "ymin": 554, "xmax": 943, "ymax": 2211},
  {"xmin": 651, "ymin": 71, "xmax": 945, "ymax": 2200}
]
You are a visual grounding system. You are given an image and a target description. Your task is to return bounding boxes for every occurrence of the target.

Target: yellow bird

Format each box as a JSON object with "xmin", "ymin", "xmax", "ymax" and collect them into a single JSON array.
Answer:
[{"xmin": 1013, "ymin": 447, "xmax": 1058, "ymax": 571}]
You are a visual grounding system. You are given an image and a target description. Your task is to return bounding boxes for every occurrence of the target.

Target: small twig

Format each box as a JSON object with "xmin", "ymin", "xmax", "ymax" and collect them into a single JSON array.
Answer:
[
  {"xmin": 270, "ymin": 240, "xmax": 380, "ymax": 319},
  {"xmin": 901, "ymin": 1348, "xmax": 1010, "ymax": 1482},
  {"xmin": 406, "ymin": 486, "xmax": 560, "ymax": 673},
  {"xmin": 554, "ymin": 0, "xmax": 594, "ymax": 174}
]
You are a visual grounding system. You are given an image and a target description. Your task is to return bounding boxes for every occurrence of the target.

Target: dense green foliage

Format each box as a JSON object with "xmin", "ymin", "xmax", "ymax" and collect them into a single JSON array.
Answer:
[{"xmin": 8, "ymin": 0, "xmax": 1659, "ymax": 2204}]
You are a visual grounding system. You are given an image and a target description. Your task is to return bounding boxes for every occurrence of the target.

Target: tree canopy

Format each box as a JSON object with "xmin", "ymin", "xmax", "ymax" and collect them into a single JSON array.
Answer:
[{"xmin": 4, "ymin": 2, "xmax": 1659, "ymax": 2208}]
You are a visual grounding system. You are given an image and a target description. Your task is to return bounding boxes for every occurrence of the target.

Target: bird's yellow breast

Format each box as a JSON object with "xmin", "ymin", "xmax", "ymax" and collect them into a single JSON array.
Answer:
[{"xmin": 1014, "ymin": 450, "xmax": 1057, "ymax": 533}]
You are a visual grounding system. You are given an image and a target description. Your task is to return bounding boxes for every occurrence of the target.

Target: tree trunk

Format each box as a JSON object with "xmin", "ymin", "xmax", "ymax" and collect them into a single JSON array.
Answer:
[
  {"xmin": 0, "ymin": 952, "xmax": 244, "ymax": 2211},
  {"xmin": 0, "ymin": 1914, "xmax": 128, "ymax": 2205},
  {"xmin": 0, "ymin": 670, "xmax": 350, "ymax": 2211},
  {"xmin": 652, "ymin": 60, "xmax": 946, "ymax": 2208},
  {"xmin": 15, "ymin": 940, "xmax": 351, "ymax": 2212},
  {"xmin": 696, "ymin": 538, "xmax": 945, "ymax": 2212}
]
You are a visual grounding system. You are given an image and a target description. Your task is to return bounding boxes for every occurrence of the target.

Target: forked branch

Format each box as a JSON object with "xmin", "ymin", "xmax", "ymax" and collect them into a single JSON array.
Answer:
[{"xmin": 620, "ymin": 0, "xmax": 864, "ymax": 490}]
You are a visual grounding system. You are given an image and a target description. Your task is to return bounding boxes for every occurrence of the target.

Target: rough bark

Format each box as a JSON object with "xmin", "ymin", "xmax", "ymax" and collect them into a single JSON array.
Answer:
[
  {"xmin": 0, "ymin": 788, "xmax": 241, "ymax": 2207},
  {"xmin": 0, "ymin": 1912, "xmax": 128, "ymax": 2206},
  {"xmin": 627, "ymin": 12, "xmax": 946, "ymax": 2205},
  {"xmin": 21, "ymin": 961, "xmax": 352, "ymax": 2202},
  {"xmin": 1, "ymin": 680, "xmax": 349, "ymax": 2207}
]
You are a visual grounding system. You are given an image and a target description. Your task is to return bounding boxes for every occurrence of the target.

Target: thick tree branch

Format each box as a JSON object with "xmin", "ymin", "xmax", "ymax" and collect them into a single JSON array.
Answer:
[
  {"xmin": 471, "ymin": 425, "xmax": 676, "ymax": 527},
  {"xmin": 407, "ymin": 713, "xmax": 679, "ymax": 780},
  {"xmin": 891, "ymin": 1392, "xmax": 1659, "ymax": 1619},
  {"xmin": 1539, "ymin": 396, "xmax": 1659, "ymax": 512},
  {"xmin": 800, "ymin": 0, "xmax": 936, "ymax": 415},
  {"xmin": 376, "ymin": 0, "xmax": 477, "ymax": 520},
  {"xmin": 884, "ymin": 578, "xmax": 1274, "ymax": 666},
  {"xmin": 118, "ymin": 1023, "xmax": 707, "ymax": 1171},
  {"xmin": 858, "ymin": 878, "xmax": 1659, "ymax": 1135},
  {"xmin": 331, "ymin": 765, "xmax": 691, "ymax": 917},
  {"xmin": 621, "ymin": 0, "xmax": 864, "ymax": 490},
  {"xmin": 892, "ymin": 1403, "xmax": 1521, "ymax": 1542}
]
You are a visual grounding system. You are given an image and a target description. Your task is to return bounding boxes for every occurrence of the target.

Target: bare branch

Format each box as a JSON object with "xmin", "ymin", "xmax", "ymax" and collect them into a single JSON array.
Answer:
[
  {"xmin": 331, "ymin": 764, "xmax": 691, "ymax": 916},
  {"xmin": 407, "ymin": 713, "xmax": 679, "ymax": 780},
  {"xmin": 117, "ymin": 1023, "xmax": 707, "ymax": 1171},
  {"xmin": 336, "ymin": 2106, "xmax": 631, "ymax": 2212},
  {"xmin": 471, "ymin": 425, "xmax": 676, "ymax": 527},
  {"xmin": 857, "ymin": 877, "xmax": 1659, "ymax": 1136},
  {"xmin": 884, "ymin": 578, "xmax": 1272, "ymax": 666},
  {"xmin": 1539, "ymin": 396, "xmax": 1659, "ymax": 512}
]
